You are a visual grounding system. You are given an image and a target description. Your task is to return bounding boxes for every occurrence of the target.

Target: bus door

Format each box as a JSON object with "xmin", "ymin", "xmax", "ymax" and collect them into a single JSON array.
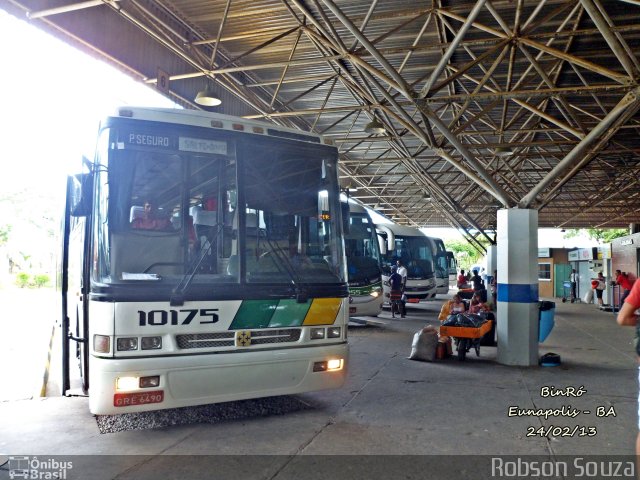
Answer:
[{"xmin": 60, "ymin": 173, "xmax": 92, "ymax": 395}]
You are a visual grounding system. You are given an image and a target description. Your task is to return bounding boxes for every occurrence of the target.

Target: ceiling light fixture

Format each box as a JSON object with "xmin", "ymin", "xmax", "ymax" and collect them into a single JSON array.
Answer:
[
  {"xmin": 364, "ymin": 118, "xmax": 385, "ymax": 135},
  {"xmin": 494, "ymin": 146, "xmax": 514, "ymax": 157},
  {"xmin": 195, "ymin": 0, "xmax": 230, "ymax": 107},
  {"xmin": 194, "ymin": 82, "xmax": 222, "ymax": 107}
]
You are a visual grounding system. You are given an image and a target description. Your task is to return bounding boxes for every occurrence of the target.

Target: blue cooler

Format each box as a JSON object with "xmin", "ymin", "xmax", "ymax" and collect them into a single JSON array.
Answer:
[{"xmin": 538, "ymin": 301, "xmax": 556, "ymax": 342}]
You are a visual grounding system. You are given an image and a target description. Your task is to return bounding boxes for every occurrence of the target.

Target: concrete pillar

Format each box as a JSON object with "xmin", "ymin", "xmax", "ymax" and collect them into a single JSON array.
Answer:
[
  {"xmin": 496, "ymin": 209, "xmax": 539, "ymax": 366},
  {"xmin": 487, "ymin": 244, "xmax": 497, "ymax": 283}
]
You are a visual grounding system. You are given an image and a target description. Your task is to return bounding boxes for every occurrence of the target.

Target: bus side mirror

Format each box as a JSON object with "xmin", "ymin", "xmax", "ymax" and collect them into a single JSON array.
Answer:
[
  {"xmin": 341, "ymin": 201, "xmax": 350, "ymax": 235},
  {"xmin": 70, "ymin": 172, "xmax": 93, "ymax": 217},
  {"xmin": 377, "ymin": 233, "xmax": 387, "ymax": 255}
]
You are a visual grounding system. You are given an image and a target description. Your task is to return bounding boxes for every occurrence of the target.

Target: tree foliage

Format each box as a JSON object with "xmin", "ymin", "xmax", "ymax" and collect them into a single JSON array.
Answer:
[
  {"xmin": 564, "ymin": 228, "xmax": 629, "ymax": 243},
  {"xmin": 445, "ymin": 239, "xmax": 484, "ymax": 270},
  {"xmin": 0, "ymin": 224, "xmax": 10, "ymax": 245}
]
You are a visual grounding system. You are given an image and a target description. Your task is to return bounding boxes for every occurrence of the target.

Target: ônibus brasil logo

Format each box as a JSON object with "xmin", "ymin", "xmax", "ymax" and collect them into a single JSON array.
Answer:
[{"xmin": 8, "ymin": 456, "xmax": 73, "ymax": 479}]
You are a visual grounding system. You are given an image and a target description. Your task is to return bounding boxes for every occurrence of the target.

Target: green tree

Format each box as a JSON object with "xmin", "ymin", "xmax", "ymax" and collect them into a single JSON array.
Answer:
[
  {"xmin": 0, "ymin": 224, "xmax": 9, "ymax": 245},
  {"xmin": 33, "ymin": 273, "xmax": 50, "ymax": 288},
  {"xmin": 445, "ymin": 239, "xmax": 484, "ymax": 270},
  {"xmin": 564, "ymin": 228, "xmax": 628, "ymax": 243},
  {"xmin": 15, "ymin": 272, "xmax": 30, "ymax": 288}
]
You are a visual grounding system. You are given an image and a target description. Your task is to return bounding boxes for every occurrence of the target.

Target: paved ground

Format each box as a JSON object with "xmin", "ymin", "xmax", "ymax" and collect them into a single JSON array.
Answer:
[
  {"xmin": 0, "ymin": 287, "xmax": 55, "ymax": 401},
  {"xmin": 0, "ymin": 293, "xmax": 637, "ymax": 479}
]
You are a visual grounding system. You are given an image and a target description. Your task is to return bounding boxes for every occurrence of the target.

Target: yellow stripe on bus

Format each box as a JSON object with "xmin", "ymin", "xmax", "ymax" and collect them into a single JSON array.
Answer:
[{"xmin": 302, "ymin": 298, "xmax": 342, "ymax": 325}]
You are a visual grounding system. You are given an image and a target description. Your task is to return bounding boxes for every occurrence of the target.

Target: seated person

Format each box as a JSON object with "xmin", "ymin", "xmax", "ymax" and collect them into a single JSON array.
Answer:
[
  {"xmin": 468, "ymin": 293, "xmax": 490, "ymax": 314},
  {"xmin": 438, "ymin": 294, "xmax": 466, "ymax": 321},
  {"xmin": 457, "ymin": 269, "xmax": 469, "ymax": 289},
  {"xmin": 132, "ymin": 201, "xmax": 171, "ymax": 231}
]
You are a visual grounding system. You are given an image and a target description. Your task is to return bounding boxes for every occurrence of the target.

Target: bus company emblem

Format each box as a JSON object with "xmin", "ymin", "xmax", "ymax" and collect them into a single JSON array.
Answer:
[{"xmin": 236, "ymin": 331, "xmax": 251, "ymax": 347}]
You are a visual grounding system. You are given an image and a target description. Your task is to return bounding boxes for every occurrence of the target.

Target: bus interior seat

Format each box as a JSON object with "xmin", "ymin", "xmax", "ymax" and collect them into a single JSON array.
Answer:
[
  {"xmin": 191, "ymin": 205, "xmax": 218, "ymax": 241},
  {"xmin": 227, "ymin": 255, "xmax": 238, "ymax": 276},
  {"xmin": 191, "ymin": 205, "xmax": 217, "ymax": 227},
  {"xmin": 111, "ymin": 231, "xmax": 183, "ymax": 279},
  {"xmin": 130, "ymin": 206, "xmax": 144, "ymax": 223}
]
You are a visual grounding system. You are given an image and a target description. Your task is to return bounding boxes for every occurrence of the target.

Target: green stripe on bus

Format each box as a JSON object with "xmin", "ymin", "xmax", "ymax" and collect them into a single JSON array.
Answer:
[
  {"xmin": 268, "ymin": 299, "xmax": 312, "ymax": 327},
  {"xmin": 229, "ymin": 300, "xmax": 279, "ymax": 329}
]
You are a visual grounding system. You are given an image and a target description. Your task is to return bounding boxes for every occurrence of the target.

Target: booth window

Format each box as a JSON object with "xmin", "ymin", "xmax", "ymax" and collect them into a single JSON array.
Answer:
[{"xmin": 538, "ymin": 262, "xmax": 551, "ymax": 281}]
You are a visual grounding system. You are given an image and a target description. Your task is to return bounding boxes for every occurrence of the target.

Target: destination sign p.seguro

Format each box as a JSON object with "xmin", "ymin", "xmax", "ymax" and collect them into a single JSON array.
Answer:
[{"xmin": 120, "ymin": 131, "xmax": 227, "ymax": 156}]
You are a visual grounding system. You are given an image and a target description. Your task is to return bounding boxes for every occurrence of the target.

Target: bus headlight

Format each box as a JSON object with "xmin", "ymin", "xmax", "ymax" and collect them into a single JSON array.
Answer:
[
  {"xmin": 327, "ymin": 327, "xmax": 341, "ymax": 338},
  {"xmin": 116, "ymin": 376, "xmax": 139, "ymax": 391},
  {"xmin": 313, "ymin": 358, "xmax": 344, "ymax": 372},
  {"xmin": 370, "ymin": 287, "xmax": 382, "ymax": 298},
  {"xmin": 327, "ymin": 359, "xmax": 343, "ymax": 371},
  {"xmin": 139, "ymin": 376, "xmax": 160, "ymax": 388},
  {"xmin": 310, "ymin": 328, "xmax": 325, "ymax": 339},
  {"xmin": 117, "ymin": 337, "xmax": 138, "ymax": 351},
  {"xmin": 141, "ymin": 336, "xmax": 162, "ymax": 350}
]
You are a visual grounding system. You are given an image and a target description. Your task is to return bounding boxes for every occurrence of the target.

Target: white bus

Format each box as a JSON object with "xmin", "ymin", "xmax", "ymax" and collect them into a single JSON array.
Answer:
[
  {"xmin": 446, "ymin": 251, "xmax": 458, "ymax": 287},
  {"xmin": 59, "ymin": 107, "xmax": 349, "ymax": 415},
  {"xmin": 344, "ymin": 201, "xmax": 383, "ymax": 317},
  {"xmin": 426, "ymin": 236, "xmax": 449, "ymax": 296},
  {"xmin": 377, "ymin": 223, "xmax": 436, "ymax": 304}
]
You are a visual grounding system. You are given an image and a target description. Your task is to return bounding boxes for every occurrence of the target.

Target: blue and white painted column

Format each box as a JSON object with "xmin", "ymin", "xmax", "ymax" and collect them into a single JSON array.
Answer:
[
  {"xmin": 486, "ymin": 244, "xmax": 497, "ymax": 289},
  {"xmin": 496, "ymin": 208, "xmax": 539, "ymax": 366}
]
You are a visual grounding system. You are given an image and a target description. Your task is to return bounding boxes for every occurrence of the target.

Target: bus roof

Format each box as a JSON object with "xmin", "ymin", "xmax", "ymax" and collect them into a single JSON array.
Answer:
[
  {"xmin": 110, "ymin": 107, "xmax": 328, "ymax": 145},
  {"xmin": 377, "ymin": 223, "xmax": 425, "ymax": 238}
]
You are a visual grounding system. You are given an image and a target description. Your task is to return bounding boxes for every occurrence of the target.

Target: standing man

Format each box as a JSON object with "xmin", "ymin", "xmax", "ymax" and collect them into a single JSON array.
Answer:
[
  {"xmin": 470, "ymin": 269, "xmax": 486, "ymax": 302},
  {"xmin": 396, "ymin": 260, "xmax": 408, "ymax": 288},
  {"xmin": 570, "ymin": 269, "xmax": 578, "ymax": 302},
  {"xmin": 616, "ymin": 278, "xmax": 640, "ymax": 457},
  {"xmin": 615, "ymin": 270, "xmax": 634, "ymax": 306},
  {"xmin": 388, "ymin": 265, "xmax": 405, "ymax": 318},
  {"xmin": 594, "ymin": 272, "xmax": 606, "ymax": 307}
]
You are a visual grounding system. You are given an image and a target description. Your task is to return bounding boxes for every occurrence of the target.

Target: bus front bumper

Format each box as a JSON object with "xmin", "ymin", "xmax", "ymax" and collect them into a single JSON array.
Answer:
[{"xmin": 88, "ymin": 343, "xmax": 348, "ymax": 415}]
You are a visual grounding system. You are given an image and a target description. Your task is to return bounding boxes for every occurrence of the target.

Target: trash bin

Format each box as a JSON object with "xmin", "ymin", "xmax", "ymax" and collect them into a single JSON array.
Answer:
[{"xmin": 538, "ymin": 301, "xmax": 555, "ymax": 342}]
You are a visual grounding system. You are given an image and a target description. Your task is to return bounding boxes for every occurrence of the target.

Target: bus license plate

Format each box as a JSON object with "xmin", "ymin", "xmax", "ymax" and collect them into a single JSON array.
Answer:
[
  {"xmin": 407, "ymin": 298, "xmax": 420, "ymax": 303},
  {"xmin": 114, "ymin": 390, "xmax": 164, "ymax": 407},
  {"xmin": 349, "ymin": 307, "xmax": 356, "ymax": 314}
]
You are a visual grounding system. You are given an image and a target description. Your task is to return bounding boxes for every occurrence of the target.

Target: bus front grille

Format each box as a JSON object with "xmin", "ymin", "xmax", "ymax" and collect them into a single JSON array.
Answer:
[
  {"xmin": 176, "ymin": 332, "xmax": 235, "ymax": 349},
  {"xmin": 176, "ymin": 328, "xmax": 301, "ymax": 349},
  {"xmin": 250, "ymin": 329, "xmax": 301, "ymax": 345}
]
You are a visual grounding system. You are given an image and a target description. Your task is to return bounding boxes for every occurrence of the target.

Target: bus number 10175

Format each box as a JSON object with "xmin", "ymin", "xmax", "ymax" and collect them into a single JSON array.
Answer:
[{"xmin": 138, "ymin": 309, "xmax": 219, "ymax": 326}]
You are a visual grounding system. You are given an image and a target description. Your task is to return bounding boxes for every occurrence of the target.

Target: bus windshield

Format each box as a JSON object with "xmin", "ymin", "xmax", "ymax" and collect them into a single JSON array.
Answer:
[
  {"xmin": 431, "ymin": 238, "xmax": 447, "ymax": 279},
  {"xmin": 345, "ymin": 212, "xmax": 381, "ymax": 285},
  {"xmin": 384, "ymin": 235, "xmax": 434, "ymax": 279},
  {"xmin": 93, "ymin": 126, "xmax": 345, "ymax": 288}
]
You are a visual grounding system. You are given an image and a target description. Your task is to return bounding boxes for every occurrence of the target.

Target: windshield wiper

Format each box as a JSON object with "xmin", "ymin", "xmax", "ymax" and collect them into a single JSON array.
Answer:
[
  {"xmin": 262, "ymin": 232, "xmax": 308, "ymax": 303},
  {"xmin": 170, "ymin": 225, "xmax": 223, "ymax": 306}
]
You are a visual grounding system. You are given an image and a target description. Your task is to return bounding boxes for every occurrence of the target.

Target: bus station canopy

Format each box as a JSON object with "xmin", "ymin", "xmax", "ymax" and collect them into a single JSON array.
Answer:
[{"xmin": 6, "ymin": 0, "xmax": 640, "ymax": 236}]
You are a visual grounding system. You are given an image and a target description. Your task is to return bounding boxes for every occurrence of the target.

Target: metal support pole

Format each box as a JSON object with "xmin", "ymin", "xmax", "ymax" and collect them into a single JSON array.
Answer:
[
  {"xmin": 519, "ymin": 87, "xmax": 640, "ymax": 208},
  {"xmin": 320, "ymin": 0, "xmax": 513, "ymax": 208},
  {"xmin": 27, "ymin": 0, "xmax": 113, "ymax": 19},
  {"xmin": 419, "ymin": 0, "xmax": 487, "ymax": 97},
  {"xmin": 579, "ymin": 0, "xmax": 638, "ymax": 78}
]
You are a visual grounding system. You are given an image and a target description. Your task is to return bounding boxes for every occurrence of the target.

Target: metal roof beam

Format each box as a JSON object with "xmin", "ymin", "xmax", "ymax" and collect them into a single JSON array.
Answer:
[{"xmin": 520, "ymin": 87, "xmax": 640, "ymax": 208}]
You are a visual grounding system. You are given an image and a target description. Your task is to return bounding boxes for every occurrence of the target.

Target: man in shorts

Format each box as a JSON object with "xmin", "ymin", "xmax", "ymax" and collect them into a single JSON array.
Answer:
[{"xmin": 617, "ymin": 278, "xmax": 640, "ymax": 456}]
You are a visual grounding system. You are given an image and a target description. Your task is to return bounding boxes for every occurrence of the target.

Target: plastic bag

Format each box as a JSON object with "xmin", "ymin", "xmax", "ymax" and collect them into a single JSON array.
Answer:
[
  {"xmin": 442, "ymin": 313, "xmax": 487, "ymax": 328},
  {"xmin": 408, "ymin": 326, "xmax": 438, "ymax": 362},
  {"xmin": 583, "ymin": 289, "xmax": 594, "ymax": 303}
]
